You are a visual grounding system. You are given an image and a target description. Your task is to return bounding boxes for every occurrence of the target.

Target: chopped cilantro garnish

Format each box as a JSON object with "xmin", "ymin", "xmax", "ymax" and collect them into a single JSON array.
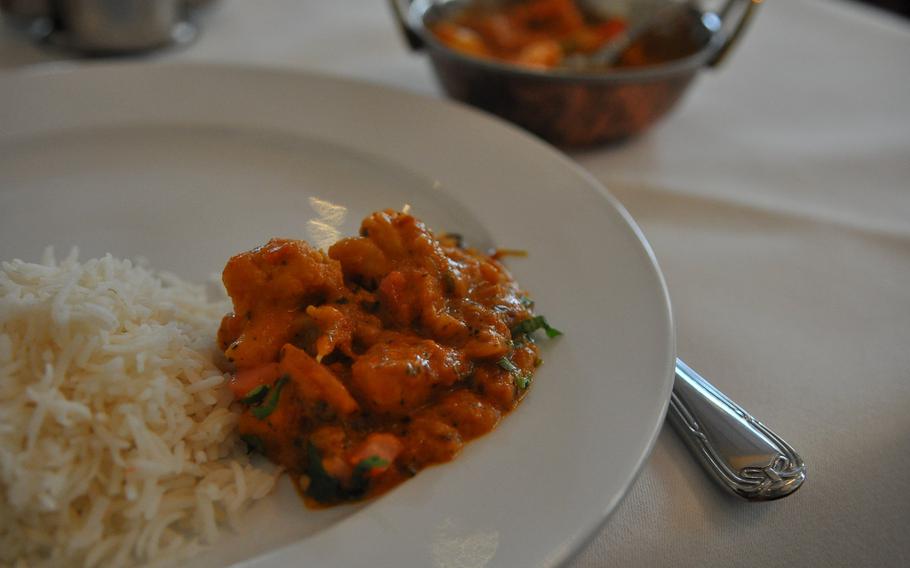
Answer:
[
  {"xmin": 239, "ymin": 384, "xmax": 268, "ymax": 405},
  {"xmin": 511, "ymin": 315, "xmax": 563, "ymax": 339},
  {"xmin": 514, "ymin": 373, "xmax": 532, "ymax": 390},
  {"xmin": 518, "ymin": 295, "xmax": 535, "ymax": 309},
  {"xmin": 355, "ymin": 455, "xmax": 389, "ymax": 474},
  {"xmin": 240, "ymin": 434, "xmax": 265, "ymax": 454},
  {"xmin": 305, "ymin": 446, "xmax": 386, "ymax": 504},
  {"xmin": 498, "ymin": 356, "xmax": 532, "ymax": 391},
  {"xmin": 348, "ymin": 455, "xmax": 388, "ymax": 497},
  {"xmin": 305, "ymin": 442, "xmax": 342, "ymax": 503},
  {"xmin": 498, "ymin": 357, "xmax": 519, "ymax": 373},
  {"xmin": 251, "ymin": 375, "xmax": 289, "ymax": 420}
]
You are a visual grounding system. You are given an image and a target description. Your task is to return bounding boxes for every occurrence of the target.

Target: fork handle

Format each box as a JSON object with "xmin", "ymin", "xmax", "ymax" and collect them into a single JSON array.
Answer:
[{"xmin": 667, "ymin": 358, "xmax": 806, "ymax": 501}]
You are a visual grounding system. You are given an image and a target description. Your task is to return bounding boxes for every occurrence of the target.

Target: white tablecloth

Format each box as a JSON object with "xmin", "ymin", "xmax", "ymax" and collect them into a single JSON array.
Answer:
[{"xmin": 2, "ymin": 1, "xmax": 908, "ymax": 566}]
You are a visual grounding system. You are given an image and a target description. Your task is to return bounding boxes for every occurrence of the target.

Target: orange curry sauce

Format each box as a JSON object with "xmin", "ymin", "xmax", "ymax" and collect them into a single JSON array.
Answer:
[
  {"xmin": 217, "ymin": 210, "xmax": 559, "ymax": 505},
  {"xmin": 430, "ymin": 0, "xmax": 627, "ymax": 69}
]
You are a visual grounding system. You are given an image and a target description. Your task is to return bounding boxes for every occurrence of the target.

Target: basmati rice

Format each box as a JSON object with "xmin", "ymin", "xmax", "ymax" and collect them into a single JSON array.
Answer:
[{"xmin": 0, "ymin": 249, "xmax": 280, "ymax": 567}]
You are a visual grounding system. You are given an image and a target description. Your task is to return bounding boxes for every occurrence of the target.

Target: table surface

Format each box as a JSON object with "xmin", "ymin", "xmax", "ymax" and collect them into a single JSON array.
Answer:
[{"xmin": 2, "ymin": 1, "xmax": 909, "ymax": 566}]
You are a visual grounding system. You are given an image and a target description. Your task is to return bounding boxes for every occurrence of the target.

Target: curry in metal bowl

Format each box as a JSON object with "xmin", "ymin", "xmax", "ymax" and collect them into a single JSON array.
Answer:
[{"xmin": 391, "ymin": 0, "xmax": 761, "ymax": 146}]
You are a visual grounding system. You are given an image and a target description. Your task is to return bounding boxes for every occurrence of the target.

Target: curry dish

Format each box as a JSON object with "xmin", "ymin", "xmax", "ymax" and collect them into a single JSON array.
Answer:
[
  {"xmin": 218, "ymin": 210, "xmax": 559, "ymax": 505},
  {"xmin": 430, "ymin": 0, "xmax": 629, "ymax": 70}
]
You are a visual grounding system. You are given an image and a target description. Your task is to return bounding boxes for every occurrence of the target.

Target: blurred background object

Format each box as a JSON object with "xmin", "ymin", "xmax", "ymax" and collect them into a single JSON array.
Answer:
[
  {"xmin": 391, "ymin": 0, "xmax": 761, "ymax": 147},
  {"xmin": 853, "ymin": 0, "xmax": 910, "ymax": 18},
  {"xmin": 0, "ymin": 0, "xmax": 216, "ymax": 54}
]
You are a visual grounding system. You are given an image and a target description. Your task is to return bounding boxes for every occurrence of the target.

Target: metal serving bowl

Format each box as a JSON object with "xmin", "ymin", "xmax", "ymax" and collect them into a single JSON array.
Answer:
[
  {"xmin": 0, "ymin": 0, "xmax": 216, "ymax": 54},
  {"xmin": 390, "ymin": 0, "xmax": 760, "ymax": 147}
]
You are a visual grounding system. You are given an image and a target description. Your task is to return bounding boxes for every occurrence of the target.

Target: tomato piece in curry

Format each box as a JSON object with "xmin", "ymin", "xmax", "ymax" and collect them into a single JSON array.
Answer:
[{"xmin": 218, "ymin": 210, "xmax": 560, "ymax": 506}]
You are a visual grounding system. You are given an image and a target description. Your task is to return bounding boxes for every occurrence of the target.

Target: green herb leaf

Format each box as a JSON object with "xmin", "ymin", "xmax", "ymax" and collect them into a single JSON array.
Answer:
[
  {"xmin": 240, "ymin": 384, "xmax": 268, "ymax": 405},
  {"xmin": 518, "ymin": 295, "xmax": 535, "ymax": 309},
  {"xmin": 498, "ymin": 356, "xmax": 532, "ymax": 391},
  {"xmin": 347, "ymin": 455, "xmax": 388, "ymax": 498},
  {"xmin": 251, "ymin": 375, "xmax": 289, "ymax": 420},
  {"xmin": 514, "ymin": 373, "xmax": 532, "ymax": 390},
  {"xmin": 305, "ymin": 442, "xmax": 342, "ymax": 503},
  {"xmin": 240, "ymin": 434, "xmax": 265, "ymax": 454},
  {"xmin": 304, "ymin": 447, "xmax": 388, "ymax": 504},
  {"xmin": 354, "ymin": 455, "xmax": 389, "ymax": 477},
  {"xmin": 511, "ymin": 315, "xmax": 563, "ymax": 339},
  {"xmin": 498, "ymin": 357, "xmax": 519, "ymax": 373}
]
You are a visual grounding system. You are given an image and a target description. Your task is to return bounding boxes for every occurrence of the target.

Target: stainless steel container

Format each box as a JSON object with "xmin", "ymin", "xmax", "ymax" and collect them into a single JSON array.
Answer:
[
  {"xmin": 1, "ymin": 0, "xmax": 214, "ymax": 54},
  {"xmin": 390, "ymin": 0, "xmax": 760, "ymax": 147}
]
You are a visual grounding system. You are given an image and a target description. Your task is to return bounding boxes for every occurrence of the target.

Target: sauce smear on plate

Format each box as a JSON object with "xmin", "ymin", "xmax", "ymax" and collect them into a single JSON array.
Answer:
[{"xmin": 217, "ymin": 210, "xmax": 559, "ymax": 505}]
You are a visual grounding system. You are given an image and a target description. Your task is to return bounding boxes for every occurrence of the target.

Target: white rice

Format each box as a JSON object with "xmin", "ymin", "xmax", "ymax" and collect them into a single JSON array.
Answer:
[{"xmin": 0, "ymin": 249, "xmax": 280, "ymax": 568}]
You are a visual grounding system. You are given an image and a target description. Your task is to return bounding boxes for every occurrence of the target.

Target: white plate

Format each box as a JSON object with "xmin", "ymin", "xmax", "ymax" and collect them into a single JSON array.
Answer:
[{"xmin": 0, "ymin": 64, "xmax": 675, "ymax": 568}]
